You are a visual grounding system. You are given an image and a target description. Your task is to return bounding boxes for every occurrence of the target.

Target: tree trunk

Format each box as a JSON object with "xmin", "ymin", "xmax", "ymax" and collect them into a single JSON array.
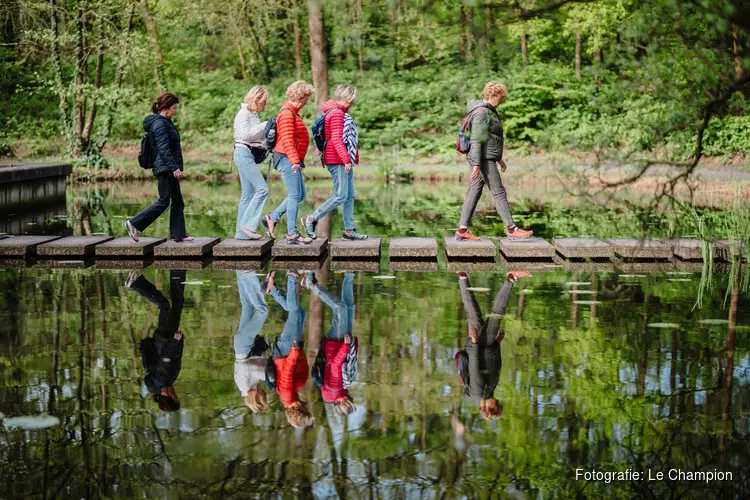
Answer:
[
  {"xmin": 357, "ymin": 0, "xmax": 364, "ymax": 72},
  {"xmin": 73, "ymin": 0, "xmax": 87, "ymax": 156},
  {"xmin": 485, "ymin": 5, "xmax": 495, "ymax": 70},
  {"xmin": 236, "ymin": 41, "xmax": 248, "ymax": 81},
  {"xmin": 521, "ymin": 30, "xmax": 528, "ymax": 64},
  {"xmin": 459, "ymin": 4, "xmax": 466, "ymax": 61},
  {"xmin": 575, "ymin": 31, "xmax": 582, "ymax": 80},
  {"xmin": 50, "ymin": 0, "xmax": 72, "ymax": 147},
  {"xmin": 466, "ymin": 6, "xmax": 474, "ymax": 61},
  {"xmin": 101, "ymin": 7, "xmax": 135, "ymax": 148},
  {"xmin": 141, "ymin": 0, "xmax": 166, "ymax": 92},
  {"xmin": 307, "ymin": 0, "xmax": 329, "ymax": 114},
  {"xmin": 390, "ymin": 1, "xmax": 399, "ymax": 70},
  {"xmin": 81, "ymin": 20, "xmax": 105, "ymax": 151},
  {"xmin": 292, "ymin": 0, "xmax": 303, "ymax": 79},
  {"xmin": 733, "ymin": 23, "xmax": 744, "ymax": 100},
  {"xmin": 247, "ymin": 25, "xmax": 271, "ymax": 80}
]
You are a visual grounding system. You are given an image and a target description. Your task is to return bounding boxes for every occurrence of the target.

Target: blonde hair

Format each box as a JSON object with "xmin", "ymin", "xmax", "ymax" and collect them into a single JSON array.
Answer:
[
  {"xmin": 285, "ymin": 401, "xmax": 315, "ymax": 428},
  {"xmin": 285, "ymin": 80, "xmax": 315, "ymax": 103},
  {"xmin": 334, "ymin": 84, "xmax": 357, "ymax": 104},
  {"xmin": 244, "ymin": 387, "xmax": 267, "ymax": 413},
  {"xmin": 482, "ymin": 82, "xmax": 508, "ymax": 102},
  {"xmin": 333, "ymin": 397, "xmax": 356, "ymax": 416},
  {"xmin": 244, "ymin": 86, "xmax": 269, "ymax": 112}
]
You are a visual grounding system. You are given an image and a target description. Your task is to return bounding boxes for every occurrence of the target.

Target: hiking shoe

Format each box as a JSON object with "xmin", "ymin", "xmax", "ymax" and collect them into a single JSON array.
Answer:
[
  {"xmin": 455, "ymin": 229, "xmax": 481, "ymax": 241},
  {"xmin": 261, "ymin": 215, "xmax": 275, "ymax": 239},
  {"xmin": 301, "ymin": 216, "xmax": 317, "ymax": 240},
  {"xmin": 342, "ymin": 229, "xmax": 368, "ymax": 240},
  {"xmin": 125, "ymin": 219, "xmax": 140, "ymax": 242},
  {"xmin": 304, "ymin": 271, "xmax": 317, "ymax": 288},
  {"xmin": 285, "ymin": 233, "xmax": 312, "ymax": 245},
  {"xmin": 507, "ymin": 226, "xmax": 533, "ymax": 239},
  {"xmin": 125, "ymin": 269, "xmax": 139, "ymax": 288},
  {"xmin": 239, "ymin": 228, "xmax": 262, "ymax": 240},
  {"xmin": 507, "ymin": 271, "xmax": 533, "ymax": 282}
]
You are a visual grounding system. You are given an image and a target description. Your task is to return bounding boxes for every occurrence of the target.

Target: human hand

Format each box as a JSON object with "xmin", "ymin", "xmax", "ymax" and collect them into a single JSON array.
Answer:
[
  {"xmin": 469, "ymin": 327, "xmax": 478, "ymax": 344},
  {"xmin": 470, "ymin": 166, "xmax": 480, "ymax": 180},
  {"xmin": 499, "ymin": 160, "xmax": 507, "ymax": 172},
  {"xmin": 344, "ymin": 334, "xmax": 352, "ymax": 345},
  {"xmin": 292, "ymin": 163, "xmax": 301, "ymax": 173},
  {"xmin": 345, "ymin": 163, "xmax": 352, "ymax": 173},
  {"xmin": 173, "ymin": 169, "xmax": 183, "ymax": 179}
]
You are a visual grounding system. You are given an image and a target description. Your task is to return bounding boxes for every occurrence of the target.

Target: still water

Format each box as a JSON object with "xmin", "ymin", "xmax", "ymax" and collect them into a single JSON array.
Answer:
[{"xmin": 1, "ymin": 263, "xmax": 748, "ymax": 498}]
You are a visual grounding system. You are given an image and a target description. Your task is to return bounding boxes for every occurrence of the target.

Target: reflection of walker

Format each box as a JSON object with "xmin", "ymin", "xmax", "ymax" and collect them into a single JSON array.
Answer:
[{"xmin": 309, "ymin": 272, "xmax": 358, "ymax": 416}]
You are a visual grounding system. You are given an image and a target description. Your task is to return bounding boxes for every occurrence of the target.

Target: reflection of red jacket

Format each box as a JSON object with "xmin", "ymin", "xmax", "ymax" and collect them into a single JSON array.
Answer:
[
  {"xmin": 321, "ymin": 338, "xmax": 358, "ymax": 402},
  {"xmin": 274, "ymin": 347, "xmax": 309, "ymax": 407},
  {"xmin": 321, "ymin": 100, "xmax": 359, "ymax": 166}
]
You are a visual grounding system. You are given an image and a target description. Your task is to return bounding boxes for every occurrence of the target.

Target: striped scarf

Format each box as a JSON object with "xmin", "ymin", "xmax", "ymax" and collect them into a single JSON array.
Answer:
[{"xmin": 343, "ymin": 113, "xmax": 358, "ymax": 165}]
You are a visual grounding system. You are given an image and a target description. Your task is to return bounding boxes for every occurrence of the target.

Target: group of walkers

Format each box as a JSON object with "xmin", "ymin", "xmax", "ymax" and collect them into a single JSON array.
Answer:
[{"xmin": 125, "ymin": 80, "xmax": 533, "ymax": 245}]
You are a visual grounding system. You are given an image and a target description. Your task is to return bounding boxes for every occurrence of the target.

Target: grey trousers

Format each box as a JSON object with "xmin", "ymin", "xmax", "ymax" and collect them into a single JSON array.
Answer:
[
  {"xmin": 460, "ymin": 279, "xmax": 513, "ymax": 345},
  {"xmin": 459, "ymin": 160, "xmax": 515, "ymax": 228}
]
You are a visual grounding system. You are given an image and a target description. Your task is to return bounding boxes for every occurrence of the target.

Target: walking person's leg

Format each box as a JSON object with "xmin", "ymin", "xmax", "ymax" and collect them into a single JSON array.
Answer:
[
  {"xmin": 342, "ymin": 168, "xmax": 367, "ymax": 240},
  {"xmin": 234, "ymin": 148, "xmax": 258, "ymax": 239},
  {"xmin": 482, "ymin": 281, "xmax": 514, "ymax": 346},
  {"xmin": 482, "ymin": 161, "xmax": 532, "ymax": 239},
  {"xmin": 310, "ymin": 280, "xmax": 346, "ymax": 340},
  {"xmin": 169, "ymin": 269, "xmax": 187, "ymax": 330},
  {"xmin": 341, "ymin": 272, "xmax": 355, "ymax": 335},
  {"xmin": 168, "ymin": 176, "xmax": 190, "ymax": 241},
  {"xmin": 458, "ymin": 276, "xmax": 484, "ymax": 340},
  {"xmin": 127, "ymin": 176, "xmax": 171, "ymax": 240},
  {"xmin": 455, "ymin": 164, "xmax": 485, "ymax": 241},
  {"xmin": 302, "ymin": 165, "xmax": 347, "ymax": 240}
]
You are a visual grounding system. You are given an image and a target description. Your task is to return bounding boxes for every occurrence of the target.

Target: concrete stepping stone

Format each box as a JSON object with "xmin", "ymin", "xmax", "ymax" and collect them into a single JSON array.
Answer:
[
  {"xmin": 154, "ymin": 237, "xmax": 220, "ymax": 259},
  {"xmin": 272, "ymin": 237, "xmax": 328, "ymax": 258},
  {"xmin": 213, "ymin": 256, "xmax": 272, "ymax": 271},
  {"xmin": 498, "ymin": 237, "xmax": 555, "ymax": 259},
  {"xmin": 552, "ymin": 254, "xmax": 616, "ymax": 272},
  {"xmin": 0, "ymin": 235, "xmax": 61, "ymax": 258},
  {"xmin": 552, "ymin": 238, "xmax": 613, "ymax": 259},
  {"xmin": 37, "ymin": 236, "xmax": 113, "ymax": 258},
  {"xmin": 154, "ymin": 259, "xmax": 212, "ymax": 270},
  {"xmin": 330, "ymin": 237, "xmax": 381, "ymax": 259},
  {"xmin": 389, "ymin": 237, "xmax": 438, "ymax": 259},
  {"xmin": 446, "ymin": 260, "xmax": 497, "ymax": 272},
  {"xmin": 213, "ymin": 237, "xmax": 273, "ymax": 259},
  {"xmin": 389, "ymin": 260, "xmax": 438, "ymax": 272},
  {"xmin": 663, "ymin": 239, "xmax": 704, "ymax": 261},
  {"xmin": 616, "ymin": 261, "xmax": 675, "ymax": 273},
  {"xmin": 715, "ymin": 239, "xmax": 746, "ymax": 262},
  {"xmin": 605, "ymin": 238, "xmax": 672, "ymax": 259},
  {"xmin": 498, "ymin": 254, "xmax": 559, "ymax": 272},
  {"xmin": 0, "ymin": 258, "xmax": 35, "ymax": 268},
  {"xmin": 36, "ymin": 259, "xmax": 94, "ymax": 269},
  {"xmin": 96, "ymin": 237, "xmax": 166, "ymax": 257},
  {"xmin": 444, "ymin": 237, "xmax": 496, "ymax": 259},
  {"xmin": 272, "ymin": 255, "xmax": 327, "ymax": 271},
  {"xmin": 330, "ymin": 260, "xmax": 381, "ymax": 273},
  {"xmin": 96, "ymin": 259, "xmax": 152, "ymax": 270}
]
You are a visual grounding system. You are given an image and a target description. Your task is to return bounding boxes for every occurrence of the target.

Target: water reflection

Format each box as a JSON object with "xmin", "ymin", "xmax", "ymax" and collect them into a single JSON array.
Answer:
[{"xmin": 126, "ymin": 269, "xmax": 185, "ymax": 412}]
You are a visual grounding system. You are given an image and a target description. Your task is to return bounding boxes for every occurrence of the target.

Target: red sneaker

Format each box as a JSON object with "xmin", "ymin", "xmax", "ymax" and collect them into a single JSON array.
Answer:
[
  {"xmin": 507, "ymin": 226, "xmax": 533, "ymax": 239},
  {"xmin": 507, "ymin": 271, "xmax": 532, "ymax": 282},
  {"xmin": 455, "ymin": 229, "xmax": 481, "ymax": 241}
]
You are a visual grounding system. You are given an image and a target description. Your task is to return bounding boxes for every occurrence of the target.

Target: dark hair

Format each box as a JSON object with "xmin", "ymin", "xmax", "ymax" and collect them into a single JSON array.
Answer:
[
  {"xmin": 154, "ymin": 393, "xmax": 181, "ymax": 412},
  {"xmin": 152, "ymin": 92, "xmax": 180, "ymax": 114}
]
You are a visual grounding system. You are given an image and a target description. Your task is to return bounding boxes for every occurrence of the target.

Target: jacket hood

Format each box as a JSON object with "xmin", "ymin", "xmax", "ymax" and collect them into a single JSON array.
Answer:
[
  {"xmin": 465, "ymin": 99, "xmax": 489, "ymax": 114},
  {"xmin": 322, "ymin": 99, "xmax": 348, "ymax": 113},
  {"xmin": 143, "ymin": 113, "xmax": 165, "ymax": 131}
]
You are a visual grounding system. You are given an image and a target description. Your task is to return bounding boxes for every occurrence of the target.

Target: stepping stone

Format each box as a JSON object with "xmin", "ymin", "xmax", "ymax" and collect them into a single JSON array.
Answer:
[
  {"xmin": 213, "ymin": 237, "xmax": 273, "ymax": 259},
  {"xmin": 671, "ymin": 259, "xmax": 706, "ymax": 273},
  {"xmin": 96, "ymin": 259, "xmax": 152, "ymax": 270},
  {"xmin": 96, "ymin": 237, "xmax": 166, "ymax": 257},
  {"xmin": 662, "ymin": 239, "xmax": 704, "ymax": 261},
  {"xmin": 605, "ymin": 238, "xmax": 672, "ymax": 259},
  {"xmin": 330, "ymin": 260, "xmax": 380, "ymax": 273},
  {"xmin": 272, "ymin": 237, "xmax": 328, "ymax": 258},
  {"xmin": 498, "ymin": 254, "xmax": 559, "ymax": 272},
  {"xmin": 213, "ymin": 256, "xmax": 272, "ymax": 271},
  {"xmin": 389, "ymin": 260, "xmax": 438, "ymax": 272},
  {"xmin": 154, "ymin": 237, "xmax": 220, "ymax": 259},
  {"xmin": 37, "ymin": 236, "xmax": 113, "ymax": 258},
  {"xmin": 154, "ymin": 259, "xmax": 212, "ymax": 270},
  {"xmin": 330, "ymin": 238, "xmax": 381, "ymax": 259},
  {"xmin": 714, "ymin": 239, "xmax": 746, "ymax": 262},
  {"xmin": 498, "ymin": 237, "xmax": 555, "ymax": 259},
  {"xmin": 552, "ymin": 254, "xmax": 616, "ymax": 272},
  {"xmin": 272, "ymin": 255, "xmax": 327, "ymax": 271},
  {"xmin": 389, "ymin": 237, "xmax": 438, "ymax": 258},
  {"xmin": 0, "ymin": 235, "xmax": 61, "ymax": 258},
  {"xmin": 616, "ymin": 261, "xmax": 674, "ymax": 273},
  {"xmin": 0, "ymin": 258, "xmax": 35, "ymax": 268},
  {"xmin": 444, "ymin": 237, "xmax": 496, "ymax": 259},
  {"xmin": 552, "ymin": 238, "xmax": 613, "ymax": 259},
  {"xmin": 446, "ymin": 260, "xmax": 497, "ymax": 273},
  {"xmin": 0, "ymin": 234, "xmax": 8, "ymax": 240},
  {"xmin": 36, "ymin": 259, "xmax": 94, "ymax": 269}
]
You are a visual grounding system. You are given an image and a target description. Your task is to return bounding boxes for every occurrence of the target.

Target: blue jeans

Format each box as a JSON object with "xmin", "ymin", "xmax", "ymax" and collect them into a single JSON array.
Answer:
[
  {"xmin": 269, "ymin": 155, "xmax": 306, "ymax": 235},
  {"xmin": 310, "ymin": 164, "xmax": 355, "ymax": 230},
  {"xmin": 234, "ymin": 147, "xmax": 269, "ymax": 238},
  {"xmin": 270, "ymin": 275, "xmax": 307, "ymax": 357},
  {"xmin": 233, "ymin": 271, "xmax": 269, "ymax": 356},
  {"xmin": 310, "ymin": 272, "xmax": 355, "ymax": 340}
]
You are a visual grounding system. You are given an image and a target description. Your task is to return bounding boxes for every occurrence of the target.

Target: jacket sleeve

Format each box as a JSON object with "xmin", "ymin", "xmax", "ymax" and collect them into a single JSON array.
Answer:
[
  {"xmin": 328, "ymin": 110, "xmax": 350, "ymax": 164},
  {"xmin": 152, "ymin": 120, "xmax": 180, "ymax": 172},
  {"xmin": 467, "ymin": 111, "xmax": 489, "ymax": 167},
  {"xmin": 277, "ymin": 110, "xmax": 301, "ymax": 165},
  {"xmin": 332, "ymin": 342, "xmax": 350, "ymax": 365},
  {"xmin": 236, "ymin": 112, "xmax": 268, "ymax": 144},
  {"xmin": 294, "ymin": 353, "xmax": 309, "ymax": 390}
]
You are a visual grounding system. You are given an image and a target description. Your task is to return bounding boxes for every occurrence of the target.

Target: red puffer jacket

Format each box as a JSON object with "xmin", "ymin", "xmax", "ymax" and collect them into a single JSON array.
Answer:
[
  {"xmin": 321, "ymin": 100, "xmax": 359, "ymax": 166},
  {"xmin": 275, "ymin": 102, "xmax": 309, "ymax": 166}
]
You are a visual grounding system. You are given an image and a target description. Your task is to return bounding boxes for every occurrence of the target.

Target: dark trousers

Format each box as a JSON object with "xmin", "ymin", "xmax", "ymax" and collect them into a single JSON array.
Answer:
[
  {"xmin": 129, "ymin": 269, "xmax": 186, "ymax": 334},
  {"xmin": 130, "ymin": 175, "xmax": 187, "ymax": 240}
]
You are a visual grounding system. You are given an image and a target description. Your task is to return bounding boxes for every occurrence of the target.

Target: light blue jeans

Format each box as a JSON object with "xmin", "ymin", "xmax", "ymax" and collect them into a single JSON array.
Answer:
[
  {"xmin": 269, "ymin": 154, "xmax": 306, "ymax": 236},
  {"xmin": 270, "ymin": 275, "xmax": 307, "ymax": 357},
  {"xmin": 233, "ymin": 271, "xmax": 269, "ymax": 356},
  {"xmin": 233, "ymin": 147, "xmax": 269, "ymax": 239},
  {"xmin": 310, "ymin": 164, "xmax": 356, "ymax": 230},
  {"xmin": 310, "ymin": 272, "xmax": 355, "ymax": 340}
]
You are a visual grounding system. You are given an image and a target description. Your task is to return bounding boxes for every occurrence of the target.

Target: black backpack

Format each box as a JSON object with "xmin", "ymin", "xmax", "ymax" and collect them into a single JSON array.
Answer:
[
  {"xmin": 264, "ymin": 106, "xmax": 295, "ymax": 152},
  {"xmin": 138, "ymin": 122, "xmax": 156, "ymax": 170},
  {"xmin": 312, "ymin": 109, "xmax": 334, "ymax": 153}
]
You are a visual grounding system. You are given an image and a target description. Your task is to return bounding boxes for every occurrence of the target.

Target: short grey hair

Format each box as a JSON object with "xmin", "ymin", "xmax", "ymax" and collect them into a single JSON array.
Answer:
[{"xmin": 334, "ymin": 84, "xmax": 357, "ymax": 104}]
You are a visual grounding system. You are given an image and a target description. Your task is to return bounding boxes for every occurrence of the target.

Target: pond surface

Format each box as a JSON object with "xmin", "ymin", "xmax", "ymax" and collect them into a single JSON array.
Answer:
[{"xmin": 1, "ymin": 263, "xmax": 748, "ymax": 498}]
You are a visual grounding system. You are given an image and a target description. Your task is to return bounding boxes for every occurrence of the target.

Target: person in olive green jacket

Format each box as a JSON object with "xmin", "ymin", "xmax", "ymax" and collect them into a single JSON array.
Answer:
[{"xmin": 455, "ymin": 82, "xmax": 533, "ymax": 241}]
